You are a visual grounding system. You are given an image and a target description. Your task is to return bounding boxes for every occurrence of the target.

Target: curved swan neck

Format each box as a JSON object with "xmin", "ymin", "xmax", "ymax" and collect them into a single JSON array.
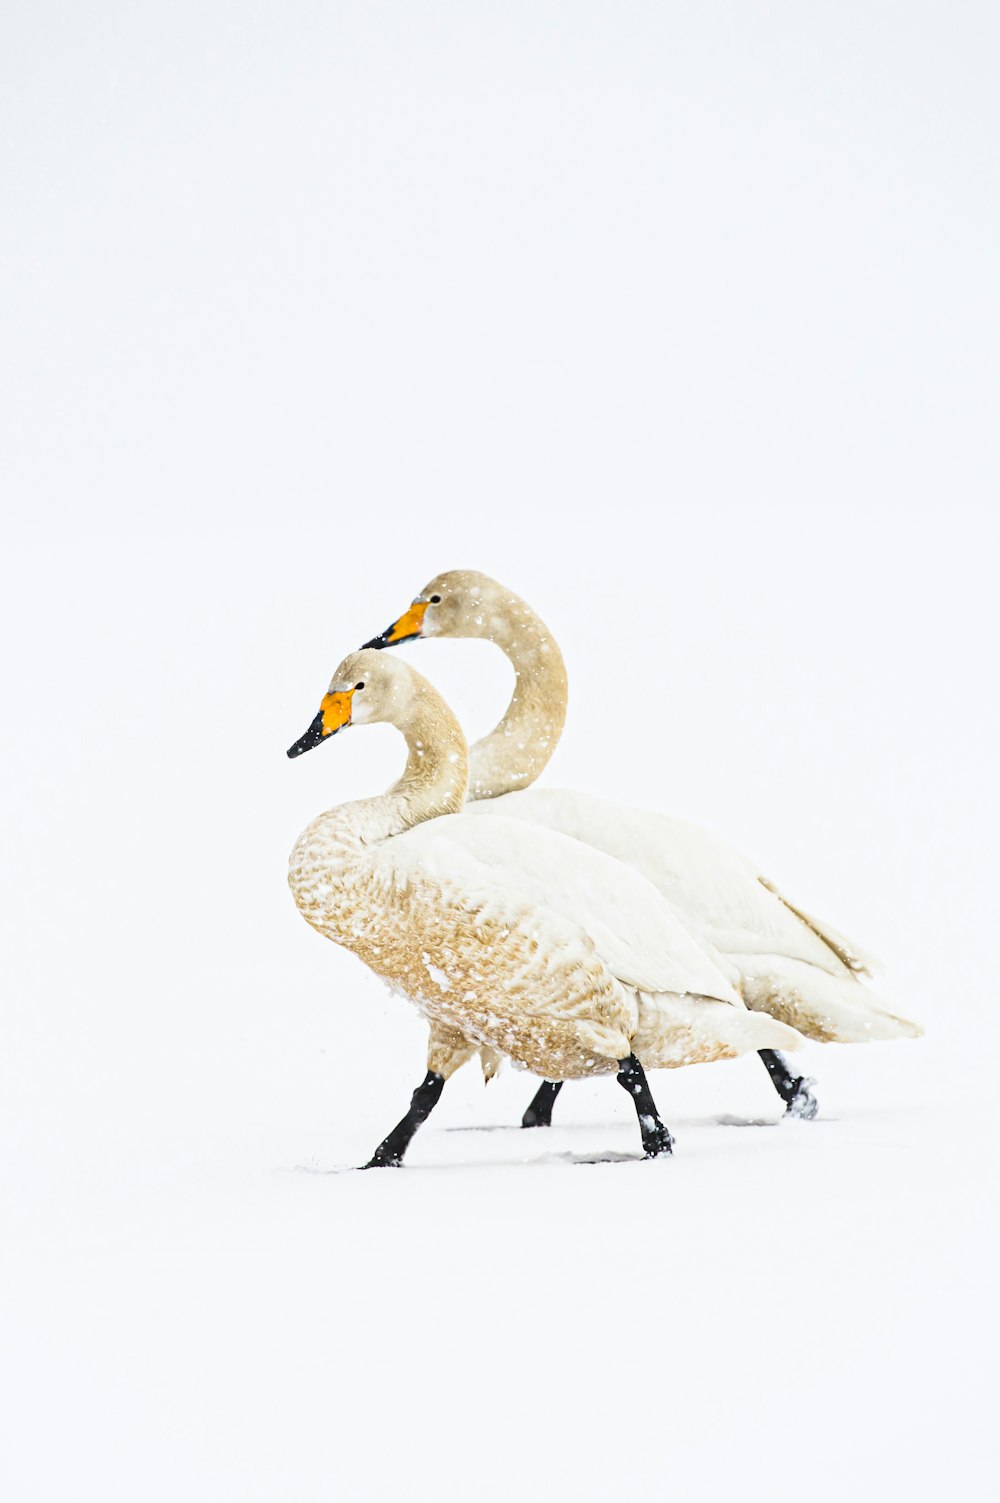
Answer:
[
  {"xmin": 294, "ymin": 682, "xmax": 469, "ymax": 871},
  {"xmin": 466, "ymin": 597, "xmax": 568, "ymax": 801},
  {"xmin": 389, "ymin": 690, "xmax": 469, "ymax": 825}
]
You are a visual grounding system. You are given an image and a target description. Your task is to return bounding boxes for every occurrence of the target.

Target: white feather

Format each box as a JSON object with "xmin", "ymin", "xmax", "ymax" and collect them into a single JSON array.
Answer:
[
  {"xmin": 386, "ymin": 811, "xmax": 745, "ymax": 1005},
  {"xmin": 462, "ymin": 788, "xmax": 919, "ymax": 1041}
]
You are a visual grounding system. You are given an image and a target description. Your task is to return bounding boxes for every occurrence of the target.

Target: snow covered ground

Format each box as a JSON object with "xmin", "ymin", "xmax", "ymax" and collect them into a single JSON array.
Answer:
[
  {"xmin": 3, "ymin": 5, "xmax": 999, "ymax": 1500},
  {"xmin": 3, "ymin": 1028, "xmax": 995, "ymax": 1501}
]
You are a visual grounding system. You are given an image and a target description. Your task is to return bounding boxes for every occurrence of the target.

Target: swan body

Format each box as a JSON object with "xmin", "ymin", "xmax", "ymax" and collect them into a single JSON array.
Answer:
[
  {"xmin": 367, "ymin": 571, "xmax": 922, "ymax": 1049},
  {"xmin": 463, "ymin": 789, "xmax": 919, "ymax": 1043},
  {"xmin": 287, "ymin": 653, "xmax": 803, "ymax": 1090}
]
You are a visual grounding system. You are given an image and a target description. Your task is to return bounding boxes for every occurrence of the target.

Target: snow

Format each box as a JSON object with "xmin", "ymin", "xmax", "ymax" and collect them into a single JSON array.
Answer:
[
  {"xmin": 3, "ymin": 4, "xmax": 999, "ymax": 1501},
  {"xmin": 2, "ymin": 1040, "xmax": 994, "ymax": 1501}
]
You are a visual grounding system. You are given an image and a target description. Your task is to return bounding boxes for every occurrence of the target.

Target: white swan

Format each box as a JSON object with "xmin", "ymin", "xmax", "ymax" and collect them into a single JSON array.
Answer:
[
  {"xmin": 362, "ymin": 570, "xmax": 923, "ymax": 1123},
  {"xmin": 286, "ymin": 650, "xmax": 805, "ymax": 1166}
]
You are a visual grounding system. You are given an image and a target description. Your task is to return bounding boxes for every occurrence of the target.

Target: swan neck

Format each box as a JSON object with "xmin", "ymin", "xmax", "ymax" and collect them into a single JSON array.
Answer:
[
  {"xmin": 466, "ymin": 598, "xmax": 568, "ymax": 801},
  {"xmin": 385, "ymin": 691, "xmax": 469, "ymax": 827},
  {"xmin": 290, "ymin": 691, "xmax": 469, "ymax": 879}
]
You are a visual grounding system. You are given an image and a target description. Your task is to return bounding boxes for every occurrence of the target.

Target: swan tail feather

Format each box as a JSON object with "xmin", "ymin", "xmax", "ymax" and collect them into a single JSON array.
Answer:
[
  {"xmin": 631, "ymin": 992, "xmax": 806, "ymax": 1070},
  {"xmin": 737, "ymin": 959, "xmax": 922, "ymax": 1043}
]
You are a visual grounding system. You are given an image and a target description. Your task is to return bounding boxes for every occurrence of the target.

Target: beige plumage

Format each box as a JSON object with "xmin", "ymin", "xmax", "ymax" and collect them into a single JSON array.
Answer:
[
  {"xmin": 366, "ymin": 572, "xmax": 922, "ymax": 1063},
  {"xmin": 287, "ymin": 650, "xmax": 804, "ymax": 1161}
]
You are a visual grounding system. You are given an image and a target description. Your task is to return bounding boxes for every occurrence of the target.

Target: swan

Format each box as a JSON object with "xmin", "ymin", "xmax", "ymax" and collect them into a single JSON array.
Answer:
[
  {"xmin": 361, "ymin": 570, "xmax": 923, "ymax": 1126},
  {"xmin": 286, "ymin": 650, "xmax": 805, "ymax": 1167}
]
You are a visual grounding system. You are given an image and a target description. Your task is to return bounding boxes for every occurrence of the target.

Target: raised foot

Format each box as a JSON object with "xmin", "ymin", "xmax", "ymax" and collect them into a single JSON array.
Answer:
[{"xmin": 783, "ymin": 1077, "xmax": 819, "ymax": 1121}]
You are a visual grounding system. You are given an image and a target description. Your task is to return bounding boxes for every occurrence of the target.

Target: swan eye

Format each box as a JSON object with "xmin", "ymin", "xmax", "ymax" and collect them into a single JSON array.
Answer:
[
  {"xmin": 429, "ymin": 594, "xmax": 441, "ymax": 604},
  {"xmin": 355, "ymin": 681, "xmax": 365, "ymax": 691}
]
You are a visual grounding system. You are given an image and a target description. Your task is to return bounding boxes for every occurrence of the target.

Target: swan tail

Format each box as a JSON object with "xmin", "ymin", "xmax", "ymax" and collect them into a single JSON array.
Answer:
[
  {"xmin": 631, "ymin": 992, "xmax": 806, "ymax": 1070},
  {"xmin": 737, "ymin": 958, "xmax": 922, "ymax": 1043}
]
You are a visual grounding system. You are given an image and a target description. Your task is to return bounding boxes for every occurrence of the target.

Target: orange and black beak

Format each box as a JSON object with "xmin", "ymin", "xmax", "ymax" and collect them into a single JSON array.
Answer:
[
  {"xmin": 361, "ymin": 599, "xmax": 428, "ymax": 651},
  {"xmin": 286, "ymin": 690, "xmax": 354, "ymax": 759}
]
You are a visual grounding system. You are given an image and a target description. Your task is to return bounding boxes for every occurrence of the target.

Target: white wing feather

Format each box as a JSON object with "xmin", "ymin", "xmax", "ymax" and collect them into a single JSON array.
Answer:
[
  {"xmin": 383, "ymin": 812, "xmax": 743, "ymax": 1005},
  {"xmin": 464, "ymin": 789, "xmax": 868, "ymax": 978}
]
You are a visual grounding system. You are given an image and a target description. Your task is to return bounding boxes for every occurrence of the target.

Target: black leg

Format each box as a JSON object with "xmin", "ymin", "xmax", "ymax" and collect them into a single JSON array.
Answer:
[
  {"xmin": 758, "ymin": 1049, "xmax": 818, "ymax": 1119},
  {"xmin": 522, "ymin": 1079, "xmax": 564, "ymax": 1129},
  {"xmin": 363, "ymin": 1071, "xmax": 446, "ymax": 1169},
  {"xmin": 616, "ymin": 1055, "xmax": 674, "ymax": 1158}
]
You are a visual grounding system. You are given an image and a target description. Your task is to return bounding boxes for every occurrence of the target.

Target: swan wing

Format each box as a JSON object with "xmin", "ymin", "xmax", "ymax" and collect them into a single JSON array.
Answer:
[
  {"xmin": 754, "ymin": 876, "xmax": 878, "ymax": 976},
  {"xmin": 465, "ymin": 789, "xmax": 871, "ymax": 978},
  {"xmin": 381, "ymin": 812, "xmax": 743, "ymax": 1005}
]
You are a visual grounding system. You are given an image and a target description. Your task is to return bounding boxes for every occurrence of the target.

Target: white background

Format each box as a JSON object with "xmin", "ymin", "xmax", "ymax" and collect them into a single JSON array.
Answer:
[{"xmin": 2, "ymin": 4, "xmax": 998, "ymax": 1500}]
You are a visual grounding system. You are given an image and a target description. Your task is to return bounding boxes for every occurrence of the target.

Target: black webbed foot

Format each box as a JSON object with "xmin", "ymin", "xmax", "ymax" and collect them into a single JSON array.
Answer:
[
  {"xmin": 361, "ymin": 1070, "xmax": 445, "ymax": 1169},
  {"xmin": 521, "ymin": 1079, "xmax": 564, "ymax": 1129},
  {"xmin": 783, "ymin": 1077, "xmax": 819, "ymax": 1120},
  {"xmin": 361, "ymin": 1146, "xmax": 404, "ymax": 1170},
  {"xmin": 638, "ymin": 1115, "xmax": 675, "ymax": 1158},
  {"xmin": 616, "ymin": 1055, "xmax": 674, "ymax": 1158},
  {"xmin": 758, "ymin": 1049, "xmax": 820, "ymax": 1120}
]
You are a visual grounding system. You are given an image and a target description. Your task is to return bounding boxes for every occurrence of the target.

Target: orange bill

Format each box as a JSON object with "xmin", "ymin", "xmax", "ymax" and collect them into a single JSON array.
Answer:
[
  {"xmin": 287, "ymin": 688, "xmax": 355, "ymax": 758},
  {"xmin": 360, "ymin": 599, "xmax": 428, "ymax": 650}
]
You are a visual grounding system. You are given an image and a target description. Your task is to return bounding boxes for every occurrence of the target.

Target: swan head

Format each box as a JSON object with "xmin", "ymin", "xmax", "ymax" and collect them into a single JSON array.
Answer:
[
  {"xmin": 286, "ymin": 649, "xmax": 427, "ymax": 758},
  {"xmin": 360, "ymin": 569, "xmax": 512, "ymax": 648}
]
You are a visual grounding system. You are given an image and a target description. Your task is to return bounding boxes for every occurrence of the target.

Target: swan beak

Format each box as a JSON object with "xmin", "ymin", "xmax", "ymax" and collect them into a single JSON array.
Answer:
[
  {"xmin": 360, "ymin": 599, "xmax": 428, "ymax": 650},
  {"xmin": 286, "ymin": 690, "xmax": 354, "ymax": 758}
]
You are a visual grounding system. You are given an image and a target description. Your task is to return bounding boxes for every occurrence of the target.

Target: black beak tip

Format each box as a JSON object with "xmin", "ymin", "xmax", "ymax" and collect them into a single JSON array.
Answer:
[
  {"xmin": 286, "ymin": 710, "xmax": 329, "ymax": 759},
  {"xmin": 359, "ymin": 632, "xmax": 390, "ymax": 651}
]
